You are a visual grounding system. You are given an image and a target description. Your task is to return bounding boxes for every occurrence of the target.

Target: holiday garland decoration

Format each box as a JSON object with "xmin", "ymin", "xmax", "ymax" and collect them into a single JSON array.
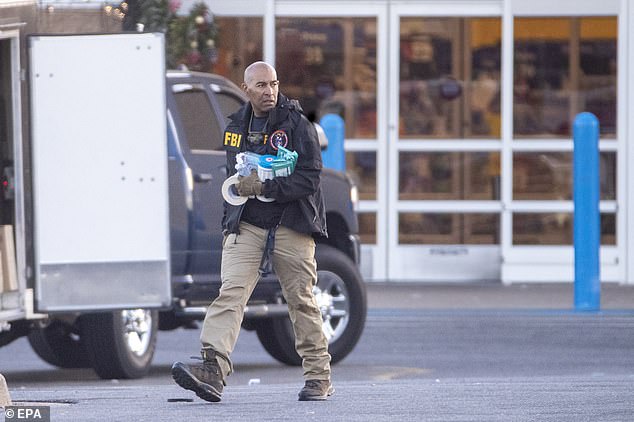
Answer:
[
  {"xmin": 166, "ymin": 2, "xmax": 218, "ymax": 70},
  {"xmin": 114, "ymin": 0, "xmax": 218, "ymax": 70}
]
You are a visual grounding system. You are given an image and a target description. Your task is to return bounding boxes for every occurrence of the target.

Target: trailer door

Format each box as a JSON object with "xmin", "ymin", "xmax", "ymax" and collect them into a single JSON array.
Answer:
[{"xmin": 29, "ymin": 33, "xmax": 171, "ymax": 312}]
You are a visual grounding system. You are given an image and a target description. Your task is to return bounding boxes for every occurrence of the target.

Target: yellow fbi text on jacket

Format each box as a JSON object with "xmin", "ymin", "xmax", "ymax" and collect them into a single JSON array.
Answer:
[{"xmin": 224, "ymin": 132, "xmax": 242, "ymax": 148}]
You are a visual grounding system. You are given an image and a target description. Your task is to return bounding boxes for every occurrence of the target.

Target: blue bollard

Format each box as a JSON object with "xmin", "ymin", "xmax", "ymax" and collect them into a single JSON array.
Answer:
[
  {"xmin": 320, "ymin": 114, "xmax": 345, "ymax": 172},
  {"xmin": 573, "ymin": 112, "xmax": 600, "ymax": 311}
]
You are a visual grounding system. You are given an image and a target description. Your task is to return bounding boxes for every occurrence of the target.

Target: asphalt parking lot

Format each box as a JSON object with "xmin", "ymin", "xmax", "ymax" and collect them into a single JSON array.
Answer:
[{"xmin": 2, "ymin": 282, "xmax": 634, "ymax": 421}]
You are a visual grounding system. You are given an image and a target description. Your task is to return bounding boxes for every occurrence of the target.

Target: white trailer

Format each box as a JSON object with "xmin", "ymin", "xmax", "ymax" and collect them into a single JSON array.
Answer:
[{"xmin": 0, "ymin": 30, "xmax": 171, "ymax": 379}]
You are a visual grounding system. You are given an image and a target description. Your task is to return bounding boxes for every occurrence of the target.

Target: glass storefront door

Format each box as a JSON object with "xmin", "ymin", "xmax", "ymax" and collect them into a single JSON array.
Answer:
[
  {"xmin": 387, "ymin": 5, "xmax": 503, "ymax": 281},
  {"xmin": 270, "ymin": 4, "xmax": 389, "ymax": 280},
  {"xmin": 502, "ymin": 11, "xmax": 620, "ymax": 283}
]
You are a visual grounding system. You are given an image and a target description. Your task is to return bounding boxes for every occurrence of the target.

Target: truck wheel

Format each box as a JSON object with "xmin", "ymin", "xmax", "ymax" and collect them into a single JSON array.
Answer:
[
  {"xmin": 27, "ymin": 320, "xmax": 90, "ymax": 369},
  {"xmin": 256, "ymin": 244, "xmax": 367, "ymax": 365},
  {"xmin": 81, "ymin": 309, "xmax": 158, "ymax": 379}
]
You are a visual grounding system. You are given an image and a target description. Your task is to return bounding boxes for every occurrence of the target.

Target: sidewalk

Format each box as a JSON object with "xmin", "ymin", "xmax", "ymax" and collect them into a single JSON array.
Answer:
[{"xmin": 365, "ymin": 282, "xmax": 634, "ymax": 310}]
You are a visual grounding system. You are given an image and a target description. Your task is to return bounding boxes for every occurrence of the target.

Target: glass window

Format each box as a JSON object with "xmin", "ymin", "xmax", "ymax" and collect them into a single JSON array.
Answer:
[
  {"xmin": 399, "ymin": 17, "xmax": 501, "ymax": 139},
  {"xmin": 172, "ymin": 87, "xmax": 222, "ymax": 151},
  {"xmin": 580, "ymin": 18, "xmax": 617, "ymax": 136},
  {"xmin": 469, "ymin": 18, "xmax": 502, "ymax": 138},
  {"xmin": 358, "ymin": 213, "xmax": 376, "ymax": 245},
  {"xmin": 275, "ymin": 17, "xmax": 377, "ymax": 139},
  {"xmin": 513, "ymin": 17, "xmax": 617, "ymax": 138},
  {"xmin": 399, "ymin": 152, "xmax": 500, "ymax": 200},
  {"xmin": 399, "ymin": 213, "xmax": 499, "ymax": 245},
  {"xmin": 213, "ymin": 17, "xmax": 263, "ymax": 86},
  {"xmin": 513, "ymin": 213, "xmax": 615, "ymax": 245},
  {"xmin": 214, "ymin": 91, "xmax": 244, "ymax": 125},
  {"xmin": 346, "ymin": 151, "xmax": 376, "ymax": 201},
  {"xmin": 513, "ymin": 152, "xmax": 616, "ymax": 200}
]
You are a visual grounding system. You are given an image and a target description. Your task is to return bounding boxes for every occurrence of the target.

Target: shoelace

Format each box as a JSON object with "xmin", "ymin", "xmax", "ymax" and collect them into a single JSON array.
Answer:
[{"xmin": 189, "ymin": 355, "xmax": 219, "ymax": 373}]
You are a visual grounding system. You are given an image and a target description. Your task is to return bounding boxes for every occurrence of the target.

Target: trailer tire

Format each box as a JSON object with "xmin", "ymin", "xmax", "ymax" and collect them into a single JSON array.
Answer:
[
  {"xmin": 81, "ymin": 309, "xmax": 158, "ymax": 379},
  {"xmin": 28, "ymin": 320, "xmax": 90, "ymax": 369},
  {"xmin": 256, "ymin": 244, "xmax": 366, "ymax": 365}
]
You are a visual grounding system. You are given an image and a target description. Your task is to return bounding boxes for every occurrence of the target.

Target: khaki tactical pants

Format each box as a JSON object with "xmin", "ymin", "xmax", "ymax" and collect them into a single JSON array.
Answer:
[{"xmin": 200, "ymin": 222, "xmax": 331, "ymax": 381}]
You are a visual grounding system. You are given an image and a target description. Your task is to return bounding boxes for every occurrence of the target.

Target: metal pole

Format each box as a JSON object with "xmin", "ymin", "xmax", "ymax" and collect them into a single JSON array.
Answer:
[{"xmin": 573, "ymin": 112, "xmax": 600, "ymax": 311}]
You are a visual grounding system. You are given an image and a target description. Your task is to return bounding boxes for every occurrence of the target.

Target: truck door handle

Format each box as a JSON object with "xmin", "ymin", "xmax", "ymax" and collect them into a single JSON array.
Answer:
[{"xmin": 194, "ymin": 173, "xmax": 213, "ymax": 183}]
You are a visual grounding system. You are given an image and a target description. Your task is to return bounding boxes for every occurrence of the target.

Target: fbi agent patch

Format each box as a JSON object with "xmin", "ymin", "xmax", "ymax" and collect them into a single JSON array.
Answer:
[
  {"xmin": 223, "ymin": 131, "xmax": 242, "ymax": 151},
  {"xmin": 270, "ymin": 130, "xmax": 289, "ymax": 150}
]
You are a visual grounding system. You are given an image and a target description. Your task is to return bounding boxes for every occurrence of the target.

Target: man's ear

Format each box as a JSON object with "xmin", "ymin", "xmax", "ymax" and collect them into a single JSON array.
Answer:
[{"xmin": 241, "ymin": 82, "xmax": 248, "ymax": 92}]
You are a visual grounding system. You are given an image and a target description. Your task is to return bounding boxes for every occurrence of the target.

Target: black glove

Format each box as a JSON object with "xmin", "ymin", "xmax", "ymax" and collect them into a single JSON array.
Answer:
[{"xmin": 237, "ymin": 169, "xmax": 263, "ymax": 197}]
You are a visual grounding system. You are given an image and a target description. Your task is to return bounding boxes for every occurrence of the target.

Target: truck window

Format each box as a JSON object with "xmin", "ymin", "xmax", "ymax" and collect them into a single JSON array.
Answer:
[
  {"xmin": 172, "ymin": 86, "xmax": 223, "ymax": 151},
  {"xmin": 214, "ymin": 91, "xmax": 244, "ymax": 125}
]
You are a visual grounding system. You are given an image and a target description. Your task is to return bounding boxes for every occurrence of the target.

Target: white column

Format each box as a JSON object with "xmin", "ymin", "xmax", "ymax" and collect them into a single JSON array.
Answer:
[
  {"xmin": 624, "ymin": 0, "xmax": 634, "ymax": 284},
  {"xmin": 263, "ymin": 0, "xmax": 276, "ymax": 66},
  {"xmin": 374, "ymin": 7, "xmax": 389, "ymax": 281},
  {"xmin": 500, "ymin": 0, "xmax": 514, "ymax": 284}
]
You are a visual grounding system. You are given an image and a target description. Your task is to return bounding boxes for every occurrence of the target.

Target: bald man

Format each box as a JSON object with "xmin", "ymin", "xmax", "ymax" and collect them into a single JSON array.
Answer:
[{"xmin": 171, "ymin": 61, "xmax": 333, "ymax": 402}]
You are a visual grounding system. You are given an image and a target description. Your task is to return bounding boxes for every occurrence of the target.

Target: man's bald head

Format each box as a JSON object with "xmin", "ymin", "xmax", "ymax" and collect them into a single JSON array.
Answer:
[
  {"xmin": 244, "ymin": 61, "xmax": 277, "ymax": 85},
  {"xmin": 241, "ymin": 61, "xmax": 279, "ymax": 117}
]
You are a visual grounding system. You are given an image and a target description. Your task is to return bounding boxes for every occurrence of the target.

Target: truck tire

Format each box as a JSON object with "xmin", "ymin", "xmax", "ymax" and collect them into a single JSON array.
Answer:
[
  {"xmin": 27, "ymin": 320, "xmax": 90, "ymax": 369},
  {"xmin": 256, "ymin": 244, "xmax": 367, "ymax": 365},
  {"xmin": 81, "ymin": 309, "xmax": 158, "ymax": 379}
]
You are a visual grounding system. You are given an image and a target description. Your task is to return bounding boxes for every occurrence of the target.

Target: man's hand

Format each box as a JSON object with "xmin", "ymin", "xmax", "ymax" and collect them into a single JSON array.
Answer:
[{"xmin": 237, "ymin": 169, "xmax": 263, "ymax": 197}]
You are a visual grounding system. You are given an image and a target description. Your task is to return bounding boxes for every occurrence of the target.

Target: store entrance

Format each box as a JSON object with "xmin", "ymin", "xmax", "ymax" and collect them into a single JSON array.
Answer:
[
  {"xmin": 213, "ymin": 0, "xmax": 623, "ymax": 283},
  {"xmin": 387, "ymin": 9, "xmax": 503, "ymax": 281},
  {"xmin": 264, "ymin": 3, "xmax": 504, "ymax": 281}
]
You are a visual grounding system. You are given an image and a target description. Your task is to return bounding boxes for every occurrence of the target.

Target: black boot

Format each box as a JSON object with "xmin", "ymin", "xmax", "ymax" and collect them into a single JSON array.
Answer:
[
  {"xmin": 171, "ymin": 351, "xmax": 225, "ymax": 402},
  {"xmin": 298, "ymin": 379, "xmax": 334, "ymax": 401}
]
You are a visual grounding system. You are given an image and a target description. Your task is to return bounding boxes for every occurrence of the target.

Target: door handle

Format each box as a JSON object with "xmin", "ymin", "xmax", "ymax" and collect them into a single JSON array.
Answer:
[{"xmin": 194, "ymin": 173, "xmax": 213, "ymax": 183}]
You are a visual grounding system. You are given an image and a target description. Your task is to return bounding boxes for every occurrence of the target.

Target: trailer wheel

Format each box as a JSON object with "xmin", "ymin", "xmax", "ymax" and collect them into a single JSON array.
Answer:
[
  {"xmin": 81, "ymin": 309, "xmax": 158, "ymax": 379},
  {"xmin": 256, "ymin": 244, "xmax": 367, "ymax": 365},
  {"xmin": 28, "ymin": 320, "xmax": 90, "ymax": 369}
]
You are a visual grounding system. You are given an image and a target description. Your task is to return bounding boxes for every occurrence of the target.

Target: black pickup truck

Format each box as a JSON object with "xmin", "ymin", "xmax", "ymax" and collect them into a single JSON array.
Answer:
[{"xmin": 25, "ymin": 71, "xmax": 367, "ymax": 379}]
